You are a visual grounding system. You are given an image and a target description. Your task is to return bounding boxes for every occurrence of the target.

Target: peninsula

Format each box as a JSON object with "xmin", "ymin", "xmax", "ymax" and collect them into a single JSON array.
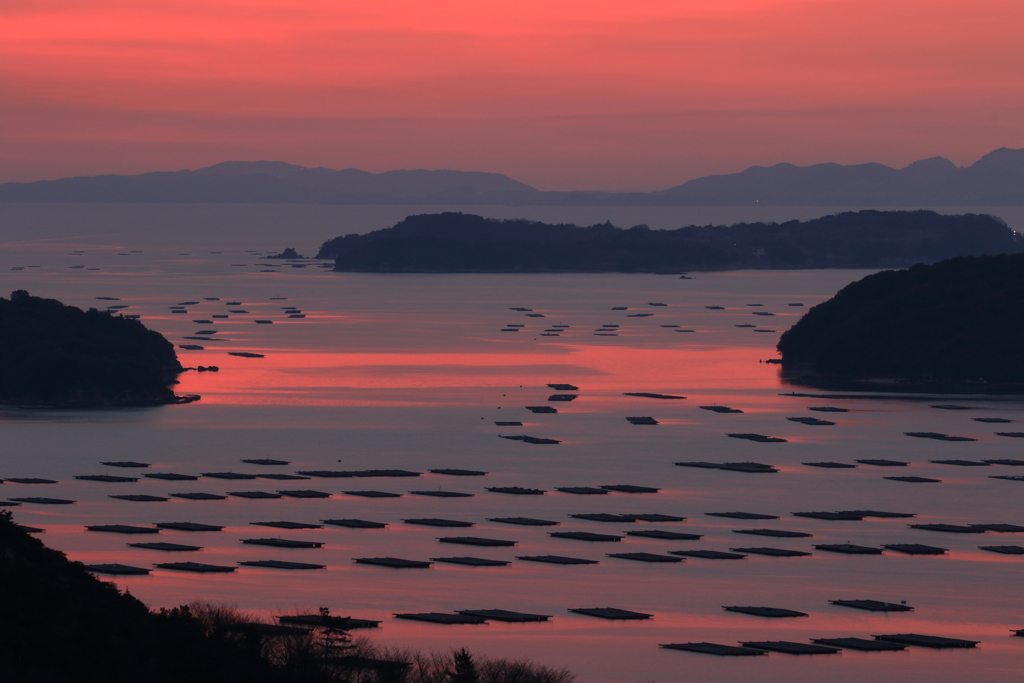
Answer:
[
  {"xmin": 317, "ymin": 210, "xmax": 1019, "ymax": 272},
  {"xmin": 0, "ymin": 290, "xmax": 192, "ymax": 406},
  {"xmin": 777, "ymin": 253, "xmax": 1024, "ymax": 388}
]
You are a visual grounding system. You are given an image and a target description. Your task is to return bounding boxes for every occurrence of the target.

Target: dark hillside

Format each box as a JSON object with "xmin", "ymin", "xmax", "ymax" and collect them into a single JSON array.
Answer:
[{"xmin": 777, "ymin": 253, "xmax": 1024, "ymax": 386}]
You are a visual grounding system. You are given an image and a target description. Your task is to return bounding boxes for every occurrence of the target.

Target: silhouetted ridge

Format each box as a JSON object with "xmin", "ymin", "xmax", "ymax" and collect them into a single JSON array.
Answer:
[
  {"xmin": 778, "ymin": 253, "xmax": 1024, "ymax": 385},
  {"xmin": 0, "ymin": 290, "xmax": 185, "ymax": 406},
  {"xmin": 318, "ymin": 210, "xmax": 1019, "ymax": 272}
]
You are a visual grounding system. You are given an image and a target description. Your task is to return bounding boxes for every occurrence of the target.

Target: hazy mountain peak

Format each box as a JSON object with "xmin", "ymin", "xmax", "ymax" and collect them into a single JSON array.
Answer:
[{"xmin": 191, "ymin": 161, "xmax": 311, "ymax": 178}]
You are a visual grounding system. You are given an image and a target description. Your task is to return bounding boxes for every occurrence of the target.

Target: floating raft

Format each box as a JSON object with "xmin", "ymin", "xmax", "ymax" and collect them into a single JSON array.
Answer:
[
  {"xmin": 974, "ymin": 417, "xmax": 1013, "ymax": 423},
  {"xmin": 295, "ymin": 470, "xmax": 352, "ymax": 478},
  {"xmin": 550, "ymin": 531, "xmax": 622, "ymax": 542},
  {"xmin": 229, "ymin": 491, "xmax": 283, "ymax": 499},
  {"xmin": 488, "ymin": 517, "xmax": 558, "ymax": 526},
  {"xmin": 202, "ymin": 472, "xmax": 257, "ymax": 480},
  {"xmin": 706, "ymin": 511, "xmax": 778, "ymax": 520},
  {"xmin": 155, "ymin": 522, "xmax": 224, "ymax": 532},
  {"xmin": 241, "ymin": 538, "xmax": 324, "ymax": 548},
  {"xmin": 516, "ymin": 555, "xmax": 597, "ymax": 565},
  {"xmin": 439, "ymin": 537, "xmax": 517, "ymax": 547},
  {"xmin": 488, "ymin": 487, "xmax": 544, "ymax": 495},
  {"xmin": 156, "ymin": 561, "xmax": 236, "ymax": 573},
  {"xmin": 930, "ymin": 404, "xmax": 973, "ymax": 410},
  {"xmin": 741, "ymin": 641, "xmax": 839, "ymax": 655},
  {"xmin": 624, "ymin": 393, "xmax": 685, "ymax": 400},
  {"xmin": 844, "ymin": 510, "xmax": 916, "ymax": 518},
  {"xmin": 972, "ymin": 523, "xmax": 1024, "ymax": 532},
  {"xmin": 793, "ymin": 511, "xmax": 864, "ymax": 521},
  {"xmin": 343, "ymin": 491, "xmax": 401, "ymax": 498},
  {"xmin": 494, "ymin": 421, "xmax": 523, "ymax": 426},
  {"xmin": 258, "ymin": 474, "xmax": 310, "ymax": 480},
  {"xmin": 251, "ymin": 521, "xmax": 323, "ymax": 530},
  {"xmin": 229, "ymin": 352, "xmax": 265, "ymax": 358},
  {"xmin": 395, "ymin": 613, "xmax": 486, "ymax": 625},
  {"xmin": 885, "ymin": 476, "xmax": 941, "ymax": 483},
  {"xmin": 626, "ymin": 530, "xmax": 702, "ymax": 540},
  {"xmin": 873, "ymin": 633, "xmax": 978, "ymax": 649},
  {"xmin": 726, "ymin": 434, "xmax": 787, "ymax": 444},
  {"xmin": 101, "ymin": 461, "xmax": 150, "ymax": 468},
  {"xmin": 905, "ymin": 432, "xmax": 976, "ymax": 442},
  {"xmin": 883, "ymin": 544, "xmax": 947, "ymax": 555},
  {"xmin": 571, "ymin": 513, "xmax": 634, "ymax": 523},
  {"xmin": 979, "ymin": 545, "xmax": 1024, "ymax": 555},
  {"xmin": 242, "ymin": 459, "xmax": 290, "ymax": 466},
  {"xmin": 660, "ymin": 642, "xmax": 765, "ymax": 656},
  {"xmin": 814, "ymin": 543, "xmax": 883, "ymax": 555},
  {"xmin": 5, "ymin": 478, "xmax": 57, "ymax": 484},
  {"xmin": 733, "ymin": 529, "xmax": 811, "ymax": 538},
  {"xmin": 996, "ymin": 432, "xmax": 1024, "ymax": 438},
  {"xmin": 457, "ymin": 609, "xmax": 550, "ymax": 622},
  {"xmin": 17, "ymin": 525, "xmax": 43, "ymax": 532},
  {"xmin": 431, "ymin": 469, "xmax": 487, "ymax": 476},
  {"xmin": 277, "ymin": 490, "xmax": 331, "ymax": 498},
  {"xmin": 430, "ymin": 557, "xmax": 510, "ymax": 567},
  {"xmin": 857, "ymin": 459, "xmax": 908, "ymax": 467},
  {"xmin": 787, "ymin": 417, "xmax": 835, "ymax": 426},
  {"xmin": 548, "ymin": 383, "xmax": 579, "ymax": 391},
  {"xmin": 279, "ymin": 614, "xmax": 381, "ymax": 629},
  {"xmin": 110, "ymin": 494, "xmax": 169, "ymax": 502},
  {"xmin": 910, "ymin": 524, "xmax": 984, "ymax": 533},
  {"xmin": 556, "ymin": 487, "xmax": 608, "ymax": 495},
  {"xmin": 500, "ymin": 435, "xmax": 561, "ymax": 444},
  {"xmin": 812, "ymin": 637, "xmax": 905, "ymax": 651},
  {"xmin": 600, "ymin": 484, "xmax": 660, "ymax": 493},
  {"xmin": 322, "ymin": 519, "xmax": 387, "ymax": 529},
  {"xmin": 404, "ymin": 518, "xmax": 474, "ymax": 528},
  {"xmin": 354, "ymin": 557, "xmax": 432, "ymax": 569},
  {"xmin": 10, "ymin": 497, "xmax": 75, "ymax": 504},
  {"xmin": 526, "ymin": 406, "xmax": 557, "ymax": 414},
  {"xmin": 700, "ymin": 406, "xmax": 743, "ymax": 413},
  {"xmin": 626, "ymin": 416, "xmax": 659, "ymax": 425},
  {"xmin": 723, "ymin": 606, "xmax": 807, "ymax": 618},
  {"xmin": 128, "ymin": 542, "xmax": 201, "ymax": 551},
  {"xmin": 144, "ymin": 473, "xmax": 199, "ymax": 481},
  {"xmin": 930, "ymin": 459, "xmax": 989, "ymax": 466},
  {"xmin": 677, "ymin": 462, "xmax": 779, "ymax": 473},
  {"xmin": 809, "ymin": 406, "xmax": 848, "ymax": 412},
  {"xmin": 239, "ymin": 560, "xmax": 326, "ymax": 570},
  {"xmin": 85, "ymin": 564, "xmax": 151, "ymax": 575},
  {"xmin": 606, "ymin": 552, "xmax": 682, "ymax": 563},
  {"xmin": 569, "ymin": 607, "xmax": 652, "ymax": 620},
  {"xmin": 170, "ymin": 493, "xmax": 227, "ymax": 500},
  {"xmin": 87, "ymin": 524, "xmax": 158, "ymax": 534},
  {"xmin": 991, "ymin": 475, "xmax": 1024, "ymax": 481},
  {"xmin": 803, "ymin": 462, "xmax": 856, "ymax": 469},
  {"xmin": 670, "ymin": 550, "xmax": 746, "ymax": 559},
  {"xmin": 730, "ymin": 547, "xmax": 810, "ymax": 557},
  {"xmin": 626, "ymin": 513, "xmax": 685, "ymax": 522},
  {"xmin": 829, "ymin": 599, "xmax": 913, "ymax": 612},
  {"xmin": 409, "ymin": 490, "xmax": 473, "ymax": 498}
]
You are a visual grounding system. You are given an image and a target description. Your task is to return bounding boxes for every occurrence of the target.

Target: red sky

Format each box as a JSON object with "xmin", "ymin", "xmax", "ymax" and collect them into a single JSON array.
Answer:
[{"xmin": 2, "ymin": 0, "xmax": 1022, "ymax": 190}]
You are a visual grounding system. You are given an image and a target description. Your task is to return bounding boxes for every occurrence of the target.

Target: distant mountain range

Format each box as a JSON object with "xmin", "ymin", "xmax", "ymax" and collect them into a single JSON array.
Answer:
[{"xmin": 3, "ymin": 148, "xmax": 1023, "ymax": 205}]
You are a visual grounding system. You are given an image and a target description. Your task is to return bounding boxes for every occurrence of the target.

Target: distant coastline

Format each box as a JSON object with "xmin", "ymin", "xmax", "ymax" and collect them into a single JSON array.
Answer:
[{"xmin": 3, "ymin": 148, "xmax": 1024, "ymax": 206}]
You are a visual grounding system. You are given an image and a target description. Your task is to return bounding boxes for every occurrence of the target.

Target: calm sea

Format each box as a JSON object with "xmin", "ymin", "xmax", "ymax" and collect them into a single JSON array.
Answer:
[{"xmin": 1, "ymin": 204, "xmax": 1022, "ymax": 682}]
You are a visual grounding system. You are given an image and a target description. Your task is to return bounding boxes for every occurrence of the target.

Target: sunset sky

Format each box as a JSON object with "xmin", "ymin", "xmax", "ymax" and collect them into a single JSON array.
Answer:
[{"xmin": 2, "ymin": 0, "xmax": 1022, "ymax": 189}]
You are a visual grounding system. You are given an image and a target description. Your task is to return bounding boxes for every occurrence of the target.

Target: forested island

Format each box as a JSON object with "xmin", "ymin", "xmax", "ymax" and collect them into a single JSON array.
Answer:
[
  {"xmin": 316, "ymin": 210, "xmax": 1019, "ymax": 272},
  {"xmin": 777, "ymin": 253, "xmax": 1024, "ymax": 388},
  {"xmin": 0, "ymin": 290, "xmax": 191, "ymax": 406}
]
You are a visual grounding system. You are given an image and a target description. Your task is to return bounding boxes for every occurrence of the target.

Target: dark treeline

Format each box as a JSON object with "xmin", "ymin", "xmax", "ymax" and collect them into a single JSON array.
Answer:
[
  {"xmin": 0, "ymin": 512, "xmax": 574, "ymax": 683},
  {"xmin": 0, "ymin": 290, "xmax": 183, "ymax": 406},
  {"xmin": 777, "ymin": 253, "xmax": 1024, "ymax": 386},
  {"xmin": 316, "ymin": 211, "xmax": 1019, "ymax": 272}
]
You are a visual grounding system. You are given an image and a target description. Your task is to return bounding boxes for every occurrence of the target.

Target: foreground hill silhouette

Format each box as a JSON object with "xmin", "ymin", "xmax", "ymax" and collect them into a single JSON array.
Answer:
[
  {"xmin": 317, "ymin": 210, "xmax": 1019, "ymax": 272},
  {"xmin": 777, "ymin": 253, "xmax": 1024, "ymax": 387},
  {"xmin": 0, "ymin": 512, "xmax": 573, "ymax": 683},
  {"xmin": 0, "ymin": 291, "xmax": 187, "ymax": 406},
  {"xmin": 3, "ymin": 148, "xmax": 1024, "ymax": 205}
]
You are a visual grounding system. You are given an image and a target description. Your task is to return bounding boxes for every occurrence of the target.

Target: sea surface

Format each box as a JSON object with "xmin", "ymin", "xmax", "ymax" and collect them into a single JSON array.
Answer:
[{"xmin": 1, "ymin": 204, "xmax": 1022, "ymax": 682}]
